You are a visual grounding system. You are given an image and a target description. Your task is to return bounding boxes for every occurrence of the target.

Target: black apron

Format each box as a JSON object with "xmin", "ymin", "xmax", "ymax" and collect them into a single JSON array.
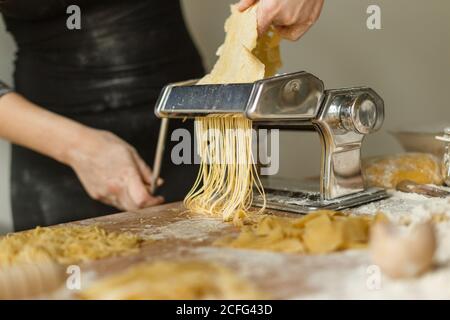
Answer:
[{"xmin": 1, "ymin": 0, "xmax": 204, "ymax": 231}]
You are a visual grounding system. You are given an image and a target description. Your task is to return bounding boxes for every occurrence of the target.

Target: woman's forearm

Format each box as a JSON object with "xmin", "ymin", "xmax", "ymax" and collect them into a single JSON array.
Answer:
[
  {"xmin": 0, "ymin": 92, "xmax": 163, "ymax": 210},
  {"xmin": 0, "ymin": 92, "xmax": 91, "ymax": 165}
]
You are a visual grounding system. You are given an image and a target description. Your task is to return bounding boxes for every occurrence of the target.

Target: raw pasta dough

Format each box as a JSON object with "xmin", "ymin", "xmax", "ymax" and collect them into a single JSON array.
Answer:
[
  {"xmin": 185, "ymin": 4, "xmax": 282, "ymax": 222},
  {"xmin": 216, "ymin": 211, "xmax": 376, "ymax": 254},
  {"xmin": 184, "ymin": 116, "xmax": 266, "ymax": 222},
  {"xmin": 363, "ymin": 153, "xmax": 443, "ymax": 189},
  {"xmin": 0, "ymin": 225, "xmax": 142, "ymax": 266},
  {"xmin": 198, "ymin": 4, "xmax": 281, "ymax": 85},
  {"xmin": 80, "ymin": 261, "xmax": 264, "ymax": 300}
]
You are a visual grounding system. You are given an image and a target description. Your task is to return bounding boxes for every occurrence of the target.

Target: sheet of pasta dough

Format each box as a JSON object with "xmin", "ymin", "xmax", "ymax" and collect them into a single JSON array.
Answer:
[{"xmin": 198, "ymin": 4, "xmax": 281, "ymax": 85}]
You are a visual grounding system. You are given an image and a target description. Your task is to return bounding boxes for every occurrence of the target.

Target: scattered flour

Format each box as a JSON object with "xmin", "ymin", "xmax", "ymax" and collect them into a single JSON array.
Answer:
[
  {"xmin": 304, "ymin": 191, "xmax": 450, "ymax": 299},
  {"xmin": 57, "ymin": 191, "xmax": 450, "ymax": 299},
  {"xmin": 353, "ymin": 190, "xmax": 450, "ymax": 263},
  {"xmin": 192, "ymin": 191, "xmax": 450, "ymax": 299},
  {"xmin": 140, "ymin": 217, "xmax": 228, "ymax": 241},
  {"xmin": 300, "ymin": 260, "xmax": 450, "ymax": 299},
  {"xmin": 192, "ymin": 246, "xmax": 290, "ymax": 278}
]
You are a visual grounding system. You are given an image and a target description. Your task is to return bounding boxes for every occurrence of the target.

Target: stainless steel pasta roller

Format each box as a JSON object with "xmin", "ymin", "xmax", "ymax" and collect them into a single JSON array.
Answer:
[{"xmin": 154, "ymin": 71, "xmax": 388, "ymax": 214}]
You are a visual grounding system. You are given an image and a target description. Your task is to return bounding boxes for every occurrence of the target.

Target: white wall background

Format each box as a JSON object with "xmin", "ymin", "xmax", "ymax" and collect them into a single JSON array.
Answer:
[{"xmin": 1, "ymin": 0, "xmax": 449, "ymax": 233}]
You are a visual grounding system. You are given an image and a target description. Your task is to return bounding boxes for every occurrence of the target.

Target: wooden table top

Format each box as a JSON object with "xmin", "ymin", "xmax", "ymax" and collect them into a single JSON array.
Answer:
[{"xmin": 52, "ymin": 198, "xmax": 450, "ymax": 299}]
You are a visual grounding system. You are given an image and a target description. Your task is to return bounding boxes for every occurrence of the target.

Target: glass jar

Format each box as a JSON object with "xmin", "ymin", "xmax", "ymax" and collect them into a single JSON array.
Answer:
[{"xmin": 436, "ymin": 127, "xmax": 450, "ymax": 186}]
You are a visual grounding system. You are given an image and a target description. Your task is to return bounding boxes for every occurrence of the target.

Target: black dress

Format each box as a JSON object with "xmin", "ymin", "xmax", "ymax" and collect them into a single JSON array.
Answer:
[{"xmin": 0, "ymin": 0, "xmax": 204, "ymax": 231}]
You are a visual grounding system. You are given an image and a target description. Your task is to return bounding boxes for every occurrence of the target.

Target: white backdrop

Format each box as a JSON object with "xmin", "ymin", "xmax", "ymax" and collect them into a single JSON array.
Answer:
[{"xmin": 1, "ymin": 0, "xmax": 449, "ymax": 233}]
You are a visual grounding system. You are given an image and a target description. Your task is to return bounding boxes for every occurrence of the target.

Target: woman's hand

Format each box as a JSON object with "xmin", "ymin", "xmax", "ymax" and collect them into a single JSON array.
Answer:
[
  {"xmin": 0, "ymin": 93, "xmax": 163, "ymax": 212},
  {"xmin": 67, "ymin": 129, "xmax": 164, "ymax": 211},
  {"xmin": 238, "ymin": 0, "xmax": 324, "ymax": 41}
]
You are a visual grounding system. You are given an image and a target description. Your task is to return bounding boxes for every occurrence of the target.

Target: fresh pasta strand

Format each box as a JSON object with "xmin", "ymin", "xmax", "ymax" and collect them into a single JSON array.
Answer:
[
  {"xmin": 184, "ymin": 116, "xmax": 266, "ymax": 222},
  {"xmin": 183, "ymin": 4, "xmax": 281, "ymax": 222}
]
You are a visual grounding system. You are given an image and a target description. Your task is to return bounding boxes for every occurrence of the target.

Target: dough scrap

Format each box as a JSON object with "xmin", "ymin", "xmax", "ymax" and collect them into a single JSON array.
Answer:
[
  {"xmin": 0, "ymin": 225, "xmax": 142, "ymax": 266},
  {"xmin": 80, "ymin": 261, "xmax": 265, "ymax": 300},
  {"xmin": 363, "ymin": 153, "xmax": 443, "ymax": 189},
  {"xmin": 215, "ymin": 211, "xmax": 375, "ymax": 254}
]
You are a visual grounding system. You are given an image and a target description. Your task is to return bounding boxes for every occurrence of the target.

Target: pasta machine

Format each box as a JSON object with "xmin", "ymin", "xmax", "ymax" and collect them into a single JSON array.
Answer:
[{"xmin": 154, "ymin": 71, "xmax": 388, "ymax": 214}]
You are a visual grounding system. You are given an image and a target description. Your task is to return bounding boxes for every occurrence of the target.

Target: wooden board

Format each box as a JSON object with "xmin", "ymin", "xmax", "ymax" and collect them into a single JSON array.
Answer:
[
  {"xmin": 37, "ymin": 200, "xmax": 450, "ymax": 299},
  {"xmin": 57, "ymin": 202, "xmax": 378, "ymax": 299}
]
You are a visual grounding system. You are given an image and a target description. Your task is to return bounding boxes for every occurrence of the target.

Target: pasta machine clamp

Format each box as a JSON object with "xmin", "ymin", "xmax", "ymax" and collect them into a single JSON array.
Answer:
[{"xmin": 154, "ymin": 71, "xmax": 388, "ymax": 214}]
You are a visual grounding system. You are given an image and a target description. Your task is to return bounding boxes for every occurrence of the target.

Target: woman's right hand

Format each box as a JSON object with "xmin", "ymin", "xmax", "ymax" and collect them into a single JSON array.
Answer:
[
  {"xmin": 238, "ymin": 0, "xmax": 324, "ymax": 41},
  {"xmin": 66, "ymin": 128, "xmax": 164, "ymax": 211}
]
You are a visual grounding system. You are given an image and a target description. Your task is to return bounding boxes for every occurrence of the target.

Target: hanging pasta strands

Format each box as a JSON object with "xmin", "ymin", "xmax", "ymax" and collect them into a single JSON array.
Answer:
[
  {"xmin": 184, "ymin": 116, "xmax": 266, "ymax": 221},
  {"xmin": 183, "ymin": 4, "xmax": 282, "ymax": 221}
]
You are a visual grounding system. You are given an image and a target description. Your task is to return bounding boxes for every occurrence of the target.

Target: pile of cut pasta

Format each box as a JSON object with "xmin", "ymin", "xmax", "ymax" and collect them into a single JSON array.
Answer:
[{"xmin": 0, "ymin": 225, "xmax": 141, "ymax": 266}]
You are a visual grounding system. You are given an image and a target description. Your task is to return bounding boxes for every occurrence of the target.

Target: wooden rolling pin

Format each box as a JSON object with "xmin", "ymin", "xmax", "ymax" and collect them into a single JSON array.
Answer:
[
  {"xmin": 396, "ymin": 180, "xmax": 450, "ymax": 198},
  {"xmin": 151, "ymin": 118, "xmax": 169, "ymax": 194},
  {"xmin": 0, "ymin": 262, "xmax": 65, "ymax": 299}
]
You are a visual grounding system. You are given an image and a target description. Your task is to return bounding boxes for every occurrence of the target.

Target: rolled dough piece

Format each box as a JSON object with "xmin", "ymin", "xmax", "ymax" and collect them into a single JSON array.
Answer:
[
  {"xmin": 215, "ymin": 211, "xmax": 375, "ymax": 254},
  {"xmin": 80, "ymin": 261, "xmax": 265, "ymax": 300},
  {"xmin": 0, "ymin": 225, "xmax": 142, "ymax": 266},
  {"xmin": 363, "ymin": 153, "xmax": 443, "ymax": 189}
]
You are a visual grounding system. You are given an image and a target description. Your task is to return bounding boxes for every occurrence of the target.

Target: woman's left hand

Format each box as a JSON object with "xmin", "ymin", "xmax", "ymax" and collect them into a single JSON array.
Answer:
[{"xmin": 238, "ymin": 0, "xmax": 324, "ymax": 41}]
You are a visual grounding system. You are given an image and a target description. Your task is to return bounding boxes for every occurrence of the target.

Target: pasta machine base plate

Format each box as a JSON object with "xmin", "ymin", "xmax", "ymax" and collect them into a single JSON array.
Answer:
[{"xmin": 253, "ymin": 187, "xmax": 388, "ymax": 214}]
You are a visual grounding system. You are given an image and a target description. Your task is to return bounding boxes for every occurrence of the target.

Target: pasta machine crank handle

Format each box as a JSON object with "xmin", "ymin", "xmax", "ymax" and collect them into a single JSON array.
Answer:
[{"xmin": 151, "ymin": 118, "xmax": 169, "ymax": 195}]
